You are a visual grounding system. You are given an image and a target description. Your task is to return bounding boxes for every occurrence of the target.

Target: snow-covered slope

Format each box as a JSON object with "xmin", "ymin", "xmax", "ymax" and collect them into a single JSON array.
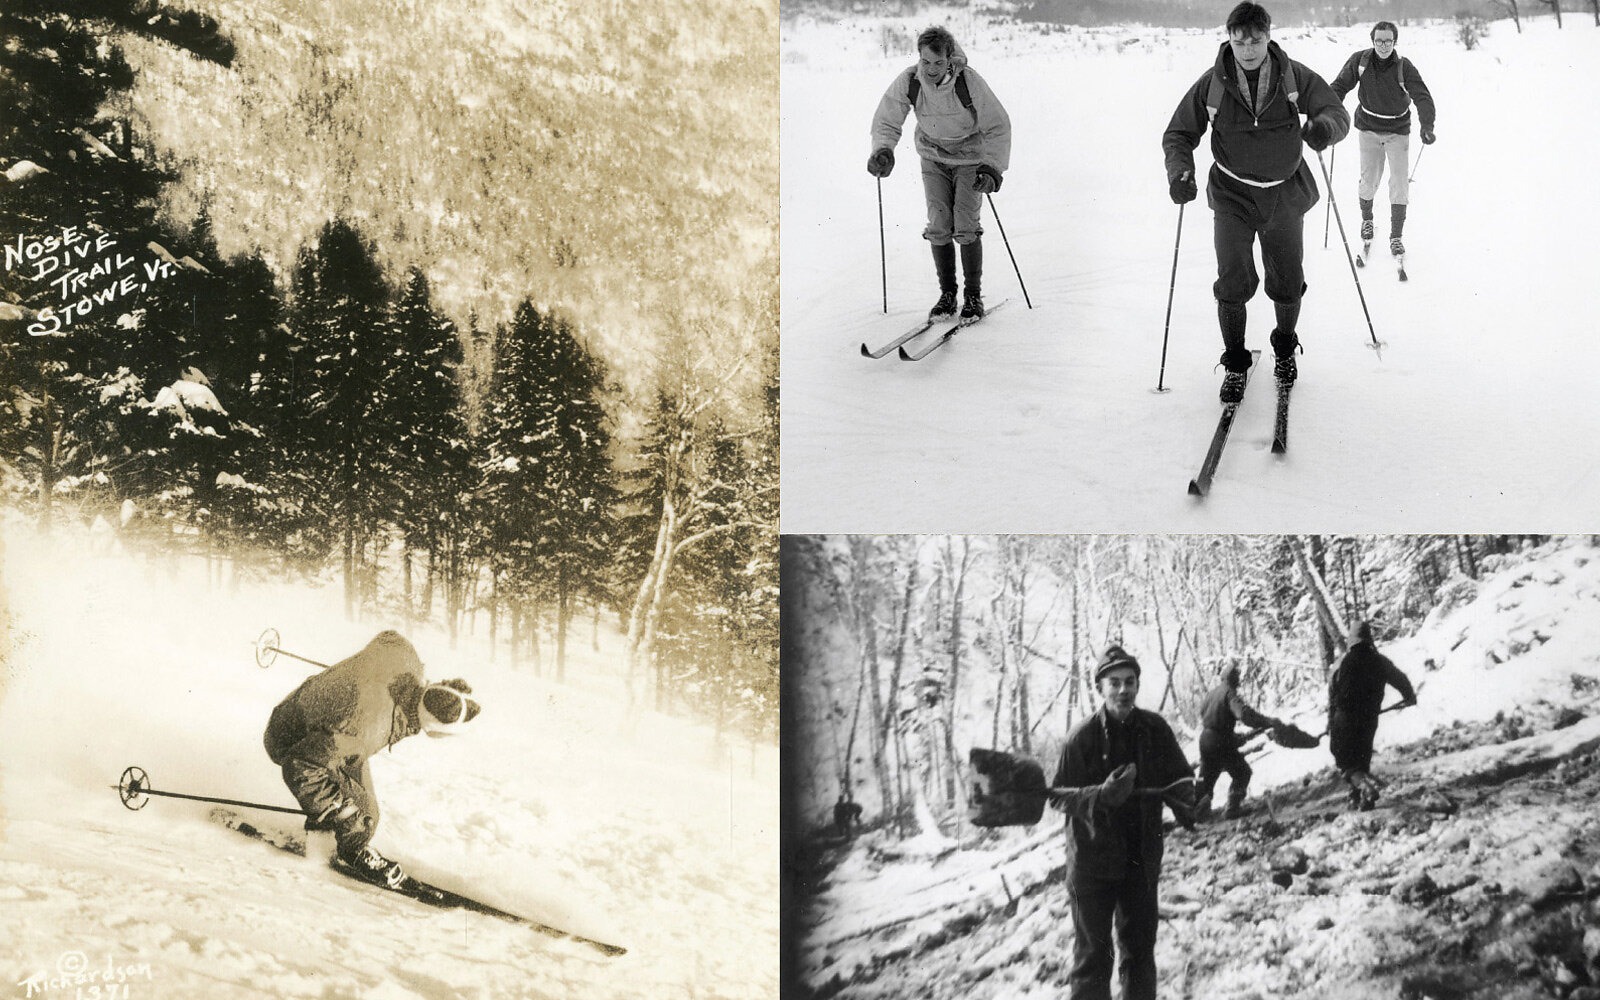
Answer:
[
  {"xmin": 794, "ymin": 539, "xmax": 1600, "ymax": 999},
  {"xmin": 781, "ymin": 15, "xmax": 1600, "ymax": 533},
  {"xmin": 0, "ymin": 519, "xmax": 777, "ymax": 998}
]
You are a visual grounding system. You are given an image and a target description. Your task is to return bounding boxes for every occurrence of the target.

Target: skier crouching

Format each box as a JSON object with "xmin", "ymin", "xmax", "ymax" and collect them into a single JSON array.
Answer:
[{"xmin": 263, "ymin": 630, "xmax": 481, "ymax": 887}]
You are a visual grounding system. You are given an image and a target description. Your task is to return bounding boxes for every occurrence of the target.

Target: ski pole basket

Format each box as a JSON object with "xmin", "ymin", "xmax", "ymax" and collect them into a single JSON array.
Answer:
[
  {"xmin": 968, "ymin": 748, "xmax": 1048, "ymax": 827},
  {"xmin": 114, "ymin": 765, "xmax": 305, "ymax": 816}
]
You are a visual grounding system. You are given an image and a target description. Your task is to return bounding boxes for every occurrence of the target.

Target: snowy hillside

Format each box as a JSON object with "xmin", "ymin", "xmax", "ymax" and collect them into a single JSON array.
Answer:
[
  {"xmin": 0, "ymin": 519, "xmax": 778, "ymax": 999},
  {"xmin": 780, "ymin": 13, "xmax": 1600, "ymax": 533},
  {"xmin": 791, "ymin": 540, "xmax": 1600, "ymax": 999}
]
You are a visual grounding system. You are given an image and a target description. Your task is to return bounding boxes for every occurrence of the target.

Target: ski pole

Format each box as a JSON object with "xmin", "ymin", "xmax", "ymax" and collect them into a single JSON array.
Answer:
[
  {"xmin": 878, "ymin": 176, "xmax": 888, "ymax": 314},
  {"xmin": 986, "ymin": 194, "xmax": 1033, "ymax": 309},
  {"xmin": 115, "ymin": 765, "xmax": 305, "ymax": 815},
  {"xmin": 1408, "ymin": 144, "xmax": 1425, "ymax": 183},
  {"xmin": 1323, "ymin": 145, "xmax": 1335, "ymax": 249},
  {"xmin": 1313, "ymin": 150, "xmax": 1383, "ymax": 354},
  {"xmin": 1153, "ymin": 202, "xmax": 1185, "ymax": 393},
  {"xmin": 254, "ymin": 627, "xmax": 331, "ymax": 670}
]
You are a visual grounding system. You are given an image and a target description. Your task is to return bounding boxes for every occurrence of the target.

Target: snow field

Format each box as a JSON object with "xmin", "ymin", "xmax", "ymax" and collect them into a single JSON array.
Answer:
[
  {"xmin": 781, "ymin": 14, "xmax": 1600, "ymax": 532},
  {"xmin": 0, "ymin": 517, "xmax": 777, "ymax": 998}
]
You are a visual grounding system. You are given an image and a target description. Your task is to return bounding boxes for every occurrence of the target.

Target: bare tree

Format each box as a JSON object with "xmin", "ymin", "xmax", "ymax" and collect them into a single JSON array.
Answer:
[{"xmin": 1488, "ymin": 0, "xmax": 1524, "ymax": 32}]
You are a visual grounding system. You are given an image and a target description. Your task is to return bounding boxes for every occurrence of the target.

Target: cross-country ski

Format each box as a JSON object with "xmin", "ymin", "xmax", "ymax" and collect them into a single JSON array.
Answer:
[
  {"xmin": 783, "ymin": 14, "xmax": 1600, "ymax": 530},
  {"xmin": 898, "ymin": 299, "xmax": 1010, "ymax": 360},
  {"xmin": 1189, "ymin": 351, "xmax": 1260, "ymax": 496}
]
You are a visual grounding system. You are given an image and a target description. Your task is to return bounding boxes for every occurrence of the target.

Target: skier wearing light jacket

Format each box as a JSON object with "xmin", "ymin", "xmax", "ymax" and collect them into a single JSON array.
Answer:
[
  {"xmin": 1329, "ymin": 22, "xmax": 1437, "ymax": 259},
  {"xmin": 1163, "ymin": 2, "xmax": 1350, "ymax": 404},
  {"xmin": 868, "ymin": 26, "xmax": 1011, "ymax": 324},
  {"xmin": 263, "ymin": 630, "xmax": 480, "ymax": 888}
]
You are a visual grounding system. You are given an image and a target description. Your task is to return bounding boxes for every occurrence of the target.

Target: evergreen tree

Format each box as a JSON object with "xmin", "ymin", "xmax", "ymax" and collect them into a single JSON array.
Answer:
[
  {"xmin": 476, "ymin": 299, "xmax": 617, "ymax": 677},
  {"xmin": 287, "ymin": 219, "xmax": 397, "ymax": 614},
  {"xmin": 1, "ymin": 3, "xmax": 179, "ymax": 524},
  {"xmin": 387, "ymin": 267, "xmax": 473, "ymax": 620}
]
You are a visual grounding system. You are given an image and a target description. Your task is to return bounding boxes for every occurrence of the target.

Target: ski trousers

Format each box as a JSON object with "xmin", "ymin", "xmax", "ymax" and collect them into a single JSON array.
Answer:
[
  {"xmin": 920, "ymin": 159, "xmax": 985, "ymax": 246},
  {"xmin": 1067, "ymin": 861, "xmax": 1161, "ymax": 1000},
  {"xmin": 1212, "ymin": 208, "xmax": 1305, "ymax": 312},
  {"xmin": 265, "ymin": 705, "xmax": 381, "ymax": 856},
  {"xmin": 1357, "ymin": 129, "xmax": 1411, "ymax": 207},
  {"xmin": 1196, "ymin": 729, "xmax": 1252, "ymax": 808}
]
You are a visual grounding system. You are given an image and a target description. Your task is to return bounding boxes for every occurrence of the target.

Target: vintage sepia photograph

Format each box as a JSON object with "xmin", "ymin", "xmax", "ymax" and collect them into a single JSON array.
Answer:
[
  {"xmin": 782, "ymin": 534, "xmax": 1600, "ymax": 999},
  {"xmin": 779, "ymin": 0, "xmax": 1600, "ymax": 533},
  {"xmin": 1, "ymin": 0, "xmax": 777, "ymax": 995}
]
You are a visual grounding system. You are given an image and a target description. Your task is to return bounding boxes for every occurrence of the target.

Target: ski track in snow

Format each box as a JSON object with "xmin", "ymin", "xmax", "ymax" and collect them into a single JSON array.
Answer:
[
  {"xmin": 0, "ymin": 520, "xmax": 777, "ymax": 999},
  {"xmin": 781, "ymin": 16, "xmax": 1600, "ymax": 533}
]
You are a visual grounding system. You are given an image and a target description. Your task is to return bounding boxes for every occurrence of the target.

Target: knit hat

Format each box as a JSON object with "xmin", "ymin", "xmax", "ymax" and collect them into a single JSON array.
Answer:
[
  {"xmin": 419, "ymin": 678, "xmax": 481, "ymax": 736},
  {"xmin": 1094, "ymin": 645, "xmax": 1141, "ymax": 682}
]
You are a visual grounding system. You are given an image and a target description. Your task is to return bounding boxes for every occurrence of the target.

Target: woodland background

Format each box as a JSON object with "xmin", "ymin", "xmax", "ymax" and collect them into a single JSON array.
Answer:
[
  {"xmin": 0, "ymin": 0, "xmax": 777, "ymax": 741},
  {"xmin": 782, "ymin": 534, "xmax": 1546, "ymax": 837}
]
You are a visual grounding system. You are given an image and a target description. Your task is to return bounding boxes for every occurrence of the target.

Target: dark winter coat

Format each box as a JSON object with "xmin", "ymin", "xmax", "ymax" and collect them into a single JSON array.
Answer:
[
  {"xmin": 1328, "ymin": 636, "xmax": 1414, "ymax": 722},
  {"xmin": 1052, "ymin": 706, "xmax": 1194, "ymax": 877},
  {"xmin": 1163, "ymin": 41, "xmax": 1350, "ymax": 223},
  {"xmin": 1199, "ymin": 680, "xmax": 1275, "ymax": 747},
  {"xmin": 263, "ymin": 630, "xmax": 427, "ymax": 771},
  {"xmin": 1330, "ymin": 49, "xmax": 1436, "ymax": 136}
]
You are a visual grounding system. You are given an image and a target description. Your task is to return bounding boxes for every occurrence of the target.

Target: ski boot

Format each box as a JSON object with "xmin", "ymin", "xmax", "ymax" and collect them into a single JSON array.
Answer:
[
  {"xmin": 1270, "ymin": 330, "xmax": 1299, "ymax": 387},
  {"xmin": 1389, "ymin": 236, "xmax": 1405, "ymax": 257},
  {"xmin": 1220, "ymin": 370, "xmax": 1248, "ymax": 405},
  {"xmin": 1360, "ymin": 218, "xmax": 1374, "ymax": 243},
  {"xmin": 959, "ymin": 289, "xmax": 985, "ymax": 323},
  {"xmin": 341, "ymin": 844, "xmax": 407, "ymax": 890},
  {"xmin": 929, "ymin": 290, "xmax": 958, "ymax": 322}
]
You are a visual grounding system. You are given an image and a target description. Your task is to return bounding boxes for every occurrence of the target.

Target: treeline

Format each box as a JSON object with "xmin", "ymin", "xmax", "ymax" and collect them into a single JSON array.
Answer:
[
  {"xmin": 0, "ymin": 0, "xmax": 778, "ymax": 743},
  {"xmin": 782, "ymin": 534, "xmax": 1557, "ymax": 839}
]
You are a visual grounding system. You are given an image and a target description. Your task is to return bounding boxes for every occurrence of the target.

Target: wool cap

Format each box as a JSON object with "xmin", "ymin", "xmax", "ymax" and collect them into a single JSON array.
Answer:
[{"xmin": 1094, "ymin": 645, "xmax": 1141, "ymax": 682}]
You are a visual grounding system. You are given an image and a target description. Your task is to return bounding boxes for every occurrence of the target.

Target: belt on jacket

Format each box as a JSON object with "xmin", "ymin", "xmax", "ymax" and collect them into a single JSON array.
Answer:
[
  {"xmin": 1217, "ymin": 161, "xmax": 1287, "ymax": 189},
  {"xmin": 1359, "ymin": 104, "xmax": 1411, "ymax": 120}
]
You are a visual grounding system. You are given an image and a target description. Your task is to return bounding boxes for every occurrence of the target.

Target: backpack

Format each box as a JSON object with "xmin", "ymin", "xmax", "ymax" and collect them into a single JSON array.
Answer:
[
  {"xmin": 1356, "ymin": 50, "xmax": 1413, "ymax": 103},
  {"xmin": 1205, "ymin": 55, "xmax": 1299, "ymax": 124},
  {"xmin": 905, "ymin": 65, "xmax": 975, "ymax": 119}
]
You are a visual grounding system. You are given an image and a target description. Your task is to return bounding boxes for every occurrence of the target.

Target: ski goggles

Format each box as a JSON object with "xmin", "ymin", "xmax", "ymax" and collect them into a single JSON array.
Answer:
[{"xmin": 420, "ymin": 682, "xmax": 481, "ymax": 734}]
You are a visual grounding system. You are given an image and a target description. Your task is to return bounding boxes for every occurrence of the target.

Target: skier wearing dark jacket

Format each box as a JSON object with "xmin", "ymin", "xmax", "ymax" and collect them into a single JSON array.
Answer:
[
  {"xmin": 1329, "ymin": 22, "xmax": 1436, "ymax": 259},
  {"xmin": 263, "ymin": 631, "xmax": 480, "ymax": 887},
  {"xmin": 1163, "ymin": 2, "xmax": 1350, "ymax": 403},
  {"xmin": 1196, "ymin": 664, "xmax": 1282, "ymax": 819},
  {"xmin": 1050, "ymin": 646, "xmax": 1195, "ymax": 1000},
  {"xmin": 1328, "ymin": 620, "xmax": 1415, "ymax": 808}
]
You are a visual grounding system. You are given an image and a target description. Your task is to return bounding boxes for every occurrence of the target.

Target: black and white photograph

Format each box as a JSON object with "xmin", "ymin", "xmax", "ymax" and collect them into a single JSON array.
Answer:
[
  {"xmin": 779, "ymin": 0, "xmax": 1600, "ymax": 532},
  {"xmin": 782, "ymin": 534, "xmax": 1600, "ymax": 999},
  {"xmin": 0, "ymin": 0, "xmax": 778, "ymax": 995}
]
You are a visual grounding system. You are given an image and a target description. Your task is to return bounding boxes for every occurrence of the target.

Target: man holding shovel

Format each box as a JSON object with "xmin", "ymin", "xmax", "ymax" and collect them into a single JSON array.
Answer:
[
  {"xmin": 1328, "ymin": 621, "xmax": 1416, "ymax": 810},
  {"xmin": 1196, "ymin": 663, "xmax": 1286, "ymax": 820},
  {"xmin": 1048, "ymin": 645, "xmax": 1195, "ymax": 1000}
]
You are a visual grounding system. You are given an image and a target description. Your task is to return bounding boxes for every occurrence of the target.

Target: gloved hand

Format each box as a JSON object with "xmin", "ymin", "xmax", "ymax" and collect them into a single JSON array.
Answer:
[
  {"xmin": 1099, "ymin": 763, "xmax": 1137, "ymax": 809},
  {"xmin": 1421, "ymin": 127, "xmax": 1436, "ymax": 145},
  {"xmin": 1169, "ymin": 171, "xmax": 1197, "ymax": 205},
  {"xmin": 1302, "ymin": 116, "xmax": 1334, "ymax": 152},
  {"xmin": 1402, "ymin": 694, "xmax": 1418, "ymax": 708},
  {"xmin": 867, "ymin": 148, "xmax": 895, "ymax": 178},
  {"xmin": 974, "ymin": 164, "xmax": 1003, "ymax": 194}
]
